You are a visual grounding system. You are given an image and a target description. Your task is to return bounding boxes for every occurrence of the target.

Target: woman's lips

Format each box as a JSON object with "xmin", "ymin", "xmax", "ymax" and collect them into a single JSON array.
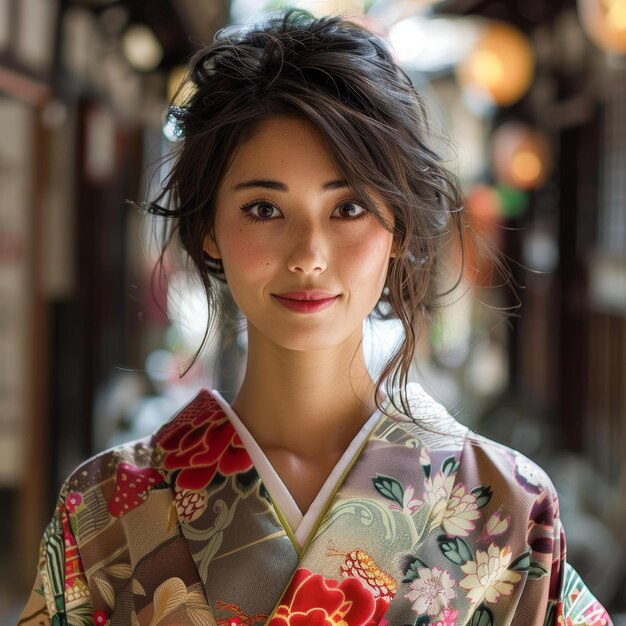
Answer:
[{"xmin": 272, "ymin": 294, "xmax": 339, "ymax": 313}]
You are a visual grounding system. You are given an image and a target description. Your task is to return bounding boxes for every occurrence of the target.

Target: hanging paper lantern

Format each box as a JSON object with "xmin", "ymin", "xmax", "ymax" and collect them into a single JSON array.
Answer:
[
  {"xmin": 457, "ymin": 20, "xmax": 535, "ymax": 106},
  {"xmin": 491, "ymin": 122, "xmax": 552, "ymax": 190},
  {"xmin": 578, "ymin": 0, "xmax": 626, "ymax": 54}
]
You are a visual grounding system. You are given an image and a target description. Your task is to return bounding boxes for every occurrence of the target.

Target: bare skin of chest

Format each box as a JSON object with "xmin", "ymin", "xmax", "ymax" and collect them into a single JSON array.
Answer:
[{"xmin": 264, "ymin": 447, "xmax": 341, "ymax": 514}]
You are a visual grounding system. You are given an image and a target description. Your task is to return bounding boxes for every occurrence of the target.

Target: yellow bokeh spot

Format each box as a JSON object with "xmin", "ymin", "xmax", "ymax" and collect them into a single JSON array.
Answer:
[
  {"xmin": 471, "ymin": 50, "xmax": 505, "ymax": 87},
  {"xmin": 457, "ymin": 21, "xmax": 534, "ymax": 105},
  {"xmin": 512, "ymin": 151, "xmax": 542, "ymax": 184},
  {"xmin": 607, "ymin": 1, "xmax": 626, "ymax": 30}
]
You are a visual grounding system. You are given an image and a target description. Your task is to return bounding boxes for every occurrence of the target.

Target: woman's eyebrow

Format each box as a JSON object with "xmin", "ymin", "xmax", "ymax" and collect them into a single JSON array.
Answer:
[{"xmin": 231, "ymin": 179, "xmax": 348, "ymax": 192}]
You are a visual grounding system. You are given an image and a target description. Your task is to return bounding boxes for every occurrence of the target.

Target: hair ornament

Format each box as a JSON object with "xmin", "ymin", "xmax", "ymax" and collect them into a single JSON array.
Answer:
[{"xmin": 202, "ymin": 252, "xmax": 227, "ymax": 282}]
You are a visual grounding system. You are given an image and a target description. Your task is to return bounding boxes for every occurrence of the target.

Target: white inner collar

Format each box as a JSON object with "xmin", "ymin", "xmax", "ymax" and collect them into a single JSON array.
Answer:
[{"xmin": 210, "ymin": 389, "xmax": 382, "ymax": 548}]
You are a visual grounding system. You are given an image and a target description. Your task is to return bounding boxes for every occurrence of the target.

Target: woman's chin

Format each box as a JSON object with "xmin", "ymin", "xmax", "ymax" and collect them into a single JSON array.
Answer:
[{"xmin": 246, "ymin": 322, "xmax": 363, "ymax": 355}]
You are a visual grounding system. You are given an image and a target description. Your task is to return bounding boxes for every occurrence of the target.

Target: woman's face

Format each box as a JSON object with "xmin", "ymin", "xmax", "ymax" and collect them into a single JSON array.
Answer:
[{"xmin": 205, "ymin": 115, "xmax": 396, "ymax": 352}]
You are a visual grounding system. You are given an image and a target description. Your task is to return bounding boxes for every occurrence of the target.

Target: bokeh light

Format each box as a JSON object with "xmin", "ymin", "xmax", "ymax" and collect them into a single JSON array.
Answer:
[
  {"xmin": 491, "ymin": 122, "xmax": 552, "ymax": 190},
  {"xmin": 121, "ymin": 23, "xmax": 163, "ymax": 72},
  {"xmin": 457, "ymin": 20, "xmax": 535, "ymax": 106},
  {"xmin": 578, "ymin": 0, "xmax": 626, "ymax": 54}
]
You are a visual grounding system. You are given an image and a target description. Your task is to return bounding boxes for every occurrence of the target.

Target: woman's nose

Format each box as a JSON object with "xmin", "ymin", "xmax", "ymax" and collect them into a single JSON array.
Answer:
[{"xmin": 286, "ymin": 222, "xmax": 328, "ymax": 275}]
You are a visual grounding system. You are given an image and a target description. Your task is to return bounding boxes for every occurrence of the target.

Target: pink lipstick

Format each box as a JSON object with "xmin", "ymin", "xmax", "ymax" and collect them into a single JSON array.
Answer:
[{"xmin": 272, "ymin": 291, "xmax": 339, "ymax": 313}]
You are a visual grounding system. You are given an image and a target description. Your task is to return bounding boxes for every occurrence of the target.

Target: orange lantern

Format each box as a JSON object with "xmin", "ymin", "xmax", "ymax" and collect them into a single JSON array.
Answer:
[
  {"xmin": 457, "ymin": 20, "xmax": 535, "ymax": 106},
  {"xmin": 491, "ymin": 122, "xmax": 552, "ymax": 190},
  {"xmin": 578, "ymin": 0, "xmax": 626, "ymax": 54}
]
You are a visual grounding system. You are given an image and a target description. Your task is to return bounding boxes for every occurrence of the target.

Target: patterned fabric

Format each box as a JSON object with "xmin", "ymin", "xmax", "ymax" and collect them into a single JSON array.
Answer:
[{"xmin": 18, "ymin": 384, "xmax": 613, "ymax": 626}]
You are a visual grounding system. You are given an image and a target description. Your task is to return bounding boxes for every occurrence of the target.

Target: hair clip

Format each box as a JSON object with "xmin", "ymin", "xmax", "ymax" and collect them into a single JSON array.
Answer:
[{"xmin": 203, "ymin": 253, "xmax": 227, "ymax": 281}]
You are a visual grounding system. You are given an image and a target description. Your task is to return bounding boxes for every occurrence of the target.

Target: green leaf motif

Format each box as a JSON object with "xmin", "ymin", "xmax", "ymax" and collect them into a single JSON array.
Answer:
[
  {"xmin": 69, "ymin": 515, "xmax": 79, "ymax": 538},
  {"xmin": 509, "ymin": 548, "xmax": 531, "ymax": 572},
  {"xmin": 414, "ymin": 616, "xmax": 431, "ymax": 626},
  {"xmin": 528, "ymin": 561, "xmax": 549, "ymax": 580},
  {"xmin": 234, "ymin": 468, "xmax": 259, "ymax": 497},
  {"xmin": 259, "ymin": 481, "xmax": 271, "ymax": 502},
  {"xmin": 402, "ymin": 557, "xmax": 428, "ymax": 583},
  {"xmin": 442, "ymin": 456, "xmax": 460, "ymax": 476},
  {"xmin": 470, "ymin": 485, "xmax": 493, "ymax": 508},
  {"xmin": 542, "ymin": 601, "xmax": 557, "ymax": 626},
  {"xmin": 437, "ymin": 535, "xmax": 473, "ymax": 565},
  {"xmin": 54, "ymin": 594, "xmax": 65, "ymax": 612},
  {"xmin": 51, "ymin": 614, "xmax": 68, "ymax": 626},
  {"xmin": 372, "ymin": 475, "xmax": 405, "ymax": 507},
  {"xmin": 470, "ymin": 604, "xmax": 494, "ymax": 626},
  {"xmin": 423, "ymin": 464, "xmax": 431, "ymax": 479}
]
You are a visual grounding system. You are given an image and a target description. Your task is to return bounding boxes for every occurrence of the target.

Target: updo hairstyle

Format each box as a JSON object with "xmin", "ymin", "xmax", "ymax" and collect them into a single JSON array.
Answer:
[{"xmin": 149, "ymin": 8, "xmax": 467, "ymax": 416}]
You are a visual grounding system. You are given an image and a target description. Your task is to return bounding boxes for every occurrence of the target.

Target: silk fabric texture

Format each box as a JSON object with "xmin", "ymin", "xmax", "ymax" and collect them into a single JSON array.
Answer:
[{"xmin": 18, "ymin": 384, "xmax": 613, "ymax": 626}]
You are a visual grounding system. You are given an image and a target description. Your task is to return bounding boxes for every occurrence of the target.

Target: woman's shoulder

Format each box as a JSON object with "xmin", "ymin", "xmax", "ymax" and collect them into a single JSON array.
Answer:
[
  {"xmin": 383, "ymin": 383, "xmax": 558, "ymax": 502},
  {"xmin": 56, "ymin": 434, "xmax": 165, "ymax": 516},
  {"xmin": 462, "ymin": 430, "xmax": 558, "ymax": 500},
  {"xmin": 60, "ymin": 388, "xmax": 217, "ymax": 495}
]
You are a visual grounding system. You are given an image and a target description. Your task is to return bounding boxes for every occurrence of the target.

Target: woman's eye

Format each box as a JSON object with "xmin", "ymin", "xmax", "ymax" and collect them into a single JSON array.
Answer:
[
  {"xmin": 242, "ymin": 201, "xmax": 282, "ymax": 221},
  {"xmin": 333, "ymin": 202, "xmax": 368, "ymax": 219}
]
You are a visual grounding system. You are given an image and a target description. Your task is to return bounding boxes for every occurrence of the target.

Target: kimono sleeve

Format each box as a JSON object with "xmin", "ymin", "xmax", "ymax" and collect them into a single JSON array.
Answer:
[
  {"xmin": 18, "ymin": 482, "xmax": 94, "ymax": 625},
  {"xmin": 460, "ymin": 435, "xmax": 614, "ymax": 626},
  {"xmin": 550, "ymin": 515, "xmax": 614, "ymax": 625},
  {"xmin": 519, "ymin": 476, "xmax": 614, "ymax": 626}
]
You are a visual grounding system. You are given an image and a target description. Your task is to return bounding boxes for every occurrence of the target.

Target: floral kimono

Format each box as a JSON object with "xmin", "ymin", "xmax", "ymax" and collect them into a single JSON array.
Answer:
[{"xmin": 19, "ymin": 383, "xmax": 613, "ymax": 626}]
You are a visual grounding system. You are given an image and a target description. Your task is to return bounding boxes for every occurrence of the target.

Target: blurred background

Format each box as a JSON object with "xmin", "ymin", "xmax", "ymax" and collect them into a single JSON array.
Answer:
[{"xmin": 1, "ymin": 0, "xmax": 625, "ymax": 621}]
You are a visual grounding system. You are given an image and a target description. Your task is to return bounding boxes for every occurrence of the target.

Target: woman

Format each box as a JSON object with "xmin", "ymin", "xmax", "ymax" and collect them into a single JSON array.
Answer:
[{"xmin": 19, "ymin": 9, "xmax": 612, "ymax": 626}]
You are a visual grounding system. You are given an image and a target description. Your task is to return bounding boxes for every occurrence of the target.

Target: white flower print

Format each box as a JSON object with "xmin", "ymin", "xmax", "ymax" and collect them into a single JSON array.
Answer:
[
  {"xmin": 405, "ymin": 566, "xmax": 457, "ymax": 617},
  {"xmin": 459, "ymin": 543, "xmax": 522, "ymax": 605},
  {"xmin": 425, "ymin": 473, "xmax": 481, "ymax": 536},
  {"xmin": 423, "ymin": 471, "xmax": 455, "ymax": 506}
]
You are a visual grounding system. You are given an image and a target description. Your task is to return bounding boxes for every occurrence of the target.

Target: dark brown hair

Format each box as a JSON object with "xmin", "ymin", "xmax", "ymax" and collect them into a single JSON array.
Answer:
[{"xmin": 148, "ymin": 8, "xmax": 468, "ymax": 418}]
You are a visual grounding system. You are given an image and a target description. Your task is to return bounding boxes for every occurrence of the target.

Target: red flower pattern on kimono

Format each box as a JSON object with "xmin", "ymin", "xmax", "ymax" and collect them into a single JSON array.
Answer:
[
  {"xmin": 94, "ymin": 610, "xmax": 108, "ymax": 625},
  {"xmin": 269, "ymin": 568, "xmax": 389, "ymax": 626},
  {"xmin": 65, "ymin": 491, "xmax": 84, "ymax": 514},
  {"xmin": 155, "ymin": 391, "xmax": 253, "ymax": 490}
]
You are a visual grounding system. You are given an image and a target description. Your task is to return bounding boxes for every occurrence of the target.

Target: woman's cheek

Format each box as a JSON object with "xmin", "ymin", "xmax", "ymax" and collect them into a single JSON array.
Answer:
[
  {"xmin": 352, "ymin": 232, "xmax": 393, "ymax": 271},
  {"xmin": 222, "ymin": 228, "xmax": 276, "ymax": 274}
]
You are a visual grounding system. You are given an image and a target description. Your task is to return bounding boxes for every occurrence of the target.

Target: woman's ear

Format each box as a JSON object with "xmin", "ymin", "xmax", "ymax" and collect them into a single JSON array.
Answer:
[{"xmin": 203, "ymin": 231, "xmax": 221, "ymax": 259}]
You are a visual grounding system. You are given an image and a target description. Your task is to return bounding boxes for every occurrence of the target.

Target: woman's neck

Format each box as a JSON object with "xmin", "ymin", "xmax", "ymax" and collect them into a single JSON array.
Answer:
[{"xmin": 230, "ymin": 324, "xmax": 379, "ymax": 461}]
